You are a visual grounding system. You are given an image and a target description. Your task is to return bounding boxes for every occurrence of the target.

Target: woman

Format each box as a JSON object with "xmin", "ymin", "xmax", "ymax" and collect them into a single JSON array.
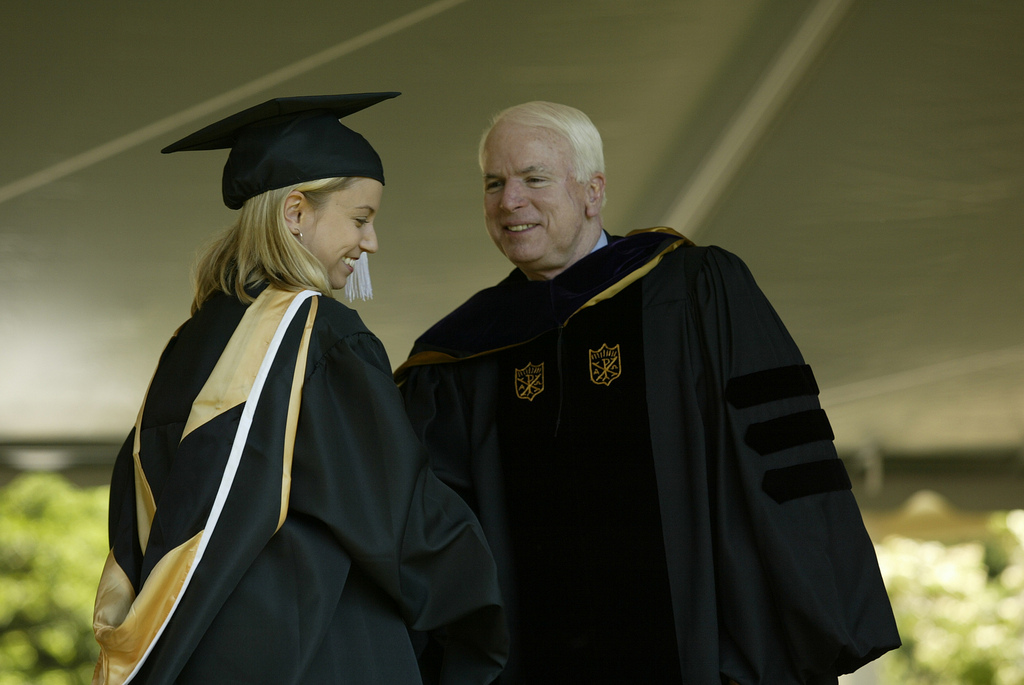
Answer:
[{"xmin": 92, "ymin": 93, "xmax": 507, "ymax": 684}]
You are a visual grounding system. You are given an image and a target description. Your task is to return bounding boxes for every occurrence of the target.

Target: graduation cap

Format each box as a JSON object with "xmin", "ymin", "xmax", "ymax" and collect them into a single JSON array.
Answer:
[{"xmin": 162, "ymin": 92, "xmax": 400, "ymax": 209}]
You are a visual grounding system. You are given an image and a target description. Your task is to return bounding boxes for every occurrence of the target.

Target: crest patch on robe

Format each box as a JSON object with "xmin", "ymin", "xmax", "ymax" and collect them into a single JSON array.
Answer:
[
  {"xmin": 514, "ymin": 362, "xmax": 545, "ymax": 401},
  {"xmin": 588, "ymin": 344, "xmax": 621, "ymax": 386}
]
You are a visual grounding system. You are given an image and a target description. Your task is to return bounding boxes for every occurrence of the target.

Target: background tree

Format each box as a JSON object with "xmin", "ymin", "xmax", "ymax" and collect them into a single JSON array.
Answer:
[
  {"xmin": 0, "ymin": 473, "xmax": 107, "ymax": 685},
  {"xmin": 876, "ymin": 511, "xmax": 1024, "ymax": 684}
]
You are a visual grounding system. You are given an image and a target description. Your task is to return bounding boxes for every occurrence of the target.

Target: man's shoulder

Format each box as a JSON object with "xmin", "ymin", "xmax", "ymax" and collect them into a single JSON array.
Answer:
[
  {"xmin": 605, "ymin": 229, "xmax": 710, "ymax": 299},
  {"xmin": 643, "ymin": 241, "xmax": 754, "ymax": 287},
  {"xmin": 642, "ymin": 238, "xmax": 707, "ymax": 290}
]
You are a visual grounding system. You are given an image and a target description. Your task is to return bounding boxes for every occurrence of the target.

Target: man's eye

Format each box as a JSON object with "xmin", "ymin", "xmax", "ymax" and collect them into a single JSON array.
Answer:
[
  {"xmin": 355, "ymin": 218, "xmax": 368, "ymax": 226},
  {"xmin": 484, "ymin": 180, "xmax": 503, "ymax": 191}
]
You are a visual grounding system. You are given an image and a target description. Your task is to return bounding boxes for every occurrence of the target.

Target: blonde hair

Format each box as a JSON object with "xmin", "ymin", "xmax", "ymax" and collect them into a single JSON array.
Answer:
[
  {"xmin": 478, "ymin": 101, "xmax": 605, "ymax": 185},
  {"xmin": 191, "ymin": 177, "xmax": 356, "ymax": 313}
]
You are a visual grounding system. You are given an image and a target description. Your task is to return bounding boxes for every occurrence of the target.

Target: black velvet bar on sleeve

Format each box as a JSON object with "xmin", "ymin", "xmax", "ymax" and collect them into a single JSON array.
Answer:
[
  {"xmin": 744, "ymin": 409, "xmax": 835, "ymax": 456},
  {"xmin": 761, "ymin": 459, "xmax": 853, "ymax": 504},
  {"xmin": 725, "ymin": 364, "xmax": 819, "ymax": 409}
]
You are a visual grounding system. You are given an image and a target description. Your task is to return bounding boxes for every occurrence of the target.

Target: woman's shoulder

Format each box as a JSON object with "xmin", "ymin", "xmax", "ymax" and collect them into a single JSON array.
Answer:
[
  {"xmin": 312, "ymin": 295, "xmax": 371, "ymax": 337},
  {"xmin": 308, "ymin": 295, "xmax": 392, "ymax": 373}
]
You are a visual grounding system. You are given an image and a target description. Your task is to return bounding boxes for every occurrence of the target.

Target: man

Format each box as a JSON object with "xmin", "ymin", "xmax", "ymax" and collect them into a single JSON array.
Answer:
[{"xmin": 397, "ymin": 101, "xmax": 899, "ymax": 684}]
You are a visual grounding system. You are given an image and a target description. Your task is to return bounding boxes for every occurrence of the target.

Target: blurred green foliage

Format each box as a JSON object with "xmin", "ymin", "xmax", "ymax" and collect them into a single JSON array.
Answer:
[
  {"xmin": 876, "ymin": 511, "xmax": 1024, "ymax": 685},
  {"xmin": 0, "ymin": 473, "xmax": 108, "ymax": 685}
]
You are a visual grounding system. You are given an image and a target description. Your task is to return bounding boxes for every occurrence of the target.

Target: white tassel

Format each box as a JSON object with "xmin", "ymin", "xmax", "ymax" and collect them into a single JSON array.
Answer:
[{"xmin": 344, "ymin": 252, "xmax": 373, "ymax": 301}]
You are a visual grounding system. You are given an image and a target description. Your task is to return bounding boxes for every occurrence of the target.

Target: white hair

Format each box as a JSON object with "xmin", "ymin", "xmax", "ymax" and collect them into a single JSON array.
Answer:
[{"xmin": 478, "ymin": 101, "xmax": 605, "ymax": 185}]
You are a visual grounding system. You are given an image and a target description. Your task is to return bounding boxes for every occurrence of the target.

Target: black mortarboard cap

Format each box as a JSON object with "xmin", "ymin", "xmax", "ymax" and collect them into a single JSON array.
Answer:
[{"xmin": 161, "ymin": 92, "xmax": 400, "ymax": 209}]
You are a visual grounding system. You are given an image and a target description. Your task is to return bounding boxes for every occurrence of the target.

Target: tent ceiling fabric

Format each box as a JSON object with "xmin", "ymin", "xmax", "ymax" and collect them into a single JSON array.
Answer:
[
  {"xmin": 694, "ymin": 0, "xmax": 1024, "ymax": 458},
  {"xmin": 2, "ymin": 1, "xmax": 1022, "ymax": 482}
]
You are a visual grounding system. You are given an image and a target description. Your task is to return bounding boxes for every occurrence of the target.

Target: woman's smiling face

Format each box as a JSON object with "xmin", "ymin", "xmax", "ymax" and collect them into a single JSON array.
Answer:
[{"xmin": 294, "ymin": 178, "xmax": 382, "ymax": 289}]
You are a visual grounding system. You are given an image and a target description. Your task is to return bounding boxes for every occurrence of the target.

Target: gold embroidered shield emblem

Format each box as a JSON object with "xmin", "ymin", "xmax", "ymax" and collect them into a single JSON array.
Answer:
[
  {"xmin": 514, "ymin": 362, "xmax": 545, "ymax": 401},
  {"xmin": 589, "ymin": 344, "xmax": 621, "ymax": 386}
]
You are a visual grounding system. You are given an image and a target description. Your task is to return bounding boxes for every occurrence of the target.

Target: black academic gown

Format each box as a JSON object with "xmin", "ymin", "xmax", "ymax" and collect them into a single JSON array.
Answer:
[
  {"xmin": 93, "ymin": 285, "xmax": 507, "ymax": 685},
  {"xmin": 396, "ymin": 229, "xmax": 900, "ymax": 684}
]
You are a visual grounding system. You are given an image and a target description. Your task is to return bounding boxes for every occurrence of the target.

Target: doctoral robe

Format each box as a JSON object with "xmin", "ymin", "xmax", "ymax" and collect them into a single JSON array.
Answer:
[{"xmin": 397, "ymin": 229, "xmax": 899, "ymax": 684}]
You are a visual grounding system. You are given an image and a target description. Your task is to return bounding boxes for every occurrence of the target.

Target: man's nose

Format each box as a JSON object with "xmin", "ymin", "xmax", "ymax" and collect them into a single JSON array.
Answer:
[{"xmin": 499, "ymin": 181, "xmax": 525, "ymax": 212}]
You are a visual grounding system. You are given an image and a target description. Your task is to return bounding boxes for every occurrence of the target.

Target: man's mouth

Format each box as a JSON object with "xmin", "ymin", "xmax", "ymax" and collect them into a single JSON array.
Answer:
[{"xmin": 506, "ymin": 223, "xmax": 536, "ymax": 233}]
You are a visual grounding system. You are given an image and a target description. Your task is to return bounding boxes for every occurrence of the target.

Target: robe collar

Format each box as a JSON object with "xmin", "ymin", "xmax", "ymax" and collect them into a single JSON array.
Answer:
[{"xmin": 396, "ymin": 228, "xmax": 692, "ymax": 378}]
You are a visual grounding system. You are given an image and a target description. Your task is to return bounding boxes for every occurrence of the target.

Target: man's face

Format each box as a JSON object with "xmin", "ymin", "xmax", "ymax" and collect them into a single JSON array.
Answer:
[{"xmin": 481, "ymin": 121, "xmax": 603, "ymax": 281}]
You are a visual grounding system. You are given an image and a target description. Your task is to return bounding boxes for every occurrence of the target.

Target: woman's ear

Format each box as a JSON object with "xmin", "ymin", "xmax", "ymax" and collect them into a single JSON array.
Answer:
[{"xmin": 283, "ymin": 190, "xmax": 306, "ymax": 235}]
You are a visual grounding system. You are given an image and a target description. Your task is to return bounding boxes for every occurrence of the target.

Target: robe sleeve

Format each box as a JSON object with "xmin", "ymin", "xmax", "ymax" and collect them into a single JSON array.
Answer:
[
  {"xmin": 693, "ymin": 247, "xmax": 900, "ymax": 683},
  {"xmin": 399, "ymin": 359, "xmax": 479, "ymax": 510},
  {"xmin": 291, "ymin": 331, "xmax": 508, "ymax": 684}
]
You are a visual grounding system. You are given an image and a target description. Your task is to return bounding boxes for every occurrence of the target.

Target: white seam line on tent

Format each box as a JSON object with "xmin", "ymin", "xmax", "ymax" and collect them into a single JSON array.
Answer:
[
  {"xmin": 661, "ymin": 0, "xmax": 855, "ymax": 241},
  {"xmin": 0, "ymin": 0, "xmax": 471, "ymax": 206}
]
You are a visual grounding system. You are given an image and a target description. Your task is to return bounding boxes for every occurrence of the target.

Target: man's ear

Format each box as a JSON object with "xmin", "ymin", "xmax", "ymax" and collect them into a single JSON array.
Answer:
[
  {"xmin": 585, "ymin": 173, "xmax": 606, "ymax": 218},
  {"xmin": 283, "ymin": 190, "xmax": 306, "ymax": 235}
]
